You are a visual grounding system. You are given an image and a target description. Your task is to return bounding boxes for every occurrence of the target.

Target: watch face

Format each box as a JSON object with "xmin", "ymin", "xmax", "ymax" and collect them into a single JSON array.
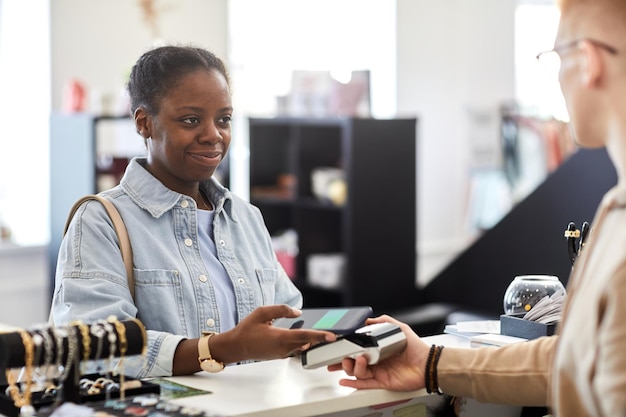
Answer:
[{"xmin": 200, "ymin": 359, "xmax": 224, "ymax": 373}]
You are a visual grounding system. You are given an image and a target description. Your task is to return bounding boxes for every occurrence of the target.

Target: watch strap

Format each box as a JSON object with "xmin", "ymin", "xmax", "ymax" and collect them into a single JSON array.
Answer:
[{"xmin": 198, "ymin": 332, "xmax": 224, "ymax": 372}]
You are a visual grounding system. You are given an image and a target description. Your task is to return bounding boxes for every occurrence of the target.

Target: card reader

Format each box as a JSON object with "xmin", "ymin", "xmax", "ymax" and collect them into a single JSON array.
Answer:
[{"xmin": 301, "ymin": 322, "xmax": 407, "ymax": 369}]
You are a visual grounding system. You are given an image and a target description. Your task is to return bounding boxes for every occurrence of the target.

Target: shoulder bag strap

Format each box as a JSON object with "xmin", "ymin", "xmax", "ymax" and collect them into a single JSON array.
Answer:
[{"xmin": 64, "ymin": 195, "xmax": 135, "ymax": 301}]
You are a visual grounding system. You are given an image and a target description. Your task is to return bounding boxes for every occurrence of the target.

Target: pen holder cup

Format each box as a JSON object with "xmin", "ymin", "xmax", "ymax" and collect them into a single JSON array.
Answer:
[{"xmin": 502, "ymin": 275, "xmax": 565, "ymax": 315}]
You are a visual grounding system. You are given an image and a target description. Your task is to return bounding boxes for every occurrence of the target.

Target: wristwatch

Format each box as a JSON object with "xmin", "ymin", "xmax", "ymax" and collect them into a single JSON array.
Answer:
[{"xmin": 198, "ymin": 331, "xmax": 224, "ymax": 373}]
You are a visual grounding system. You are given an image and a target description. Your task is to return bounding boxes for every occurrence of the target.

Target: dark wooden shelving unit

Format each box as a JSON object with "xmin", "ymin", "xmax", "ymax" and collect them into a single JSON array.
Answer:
[{"xmin": 248, "ymin": 117, "xmax": 419, "ymax": 313}]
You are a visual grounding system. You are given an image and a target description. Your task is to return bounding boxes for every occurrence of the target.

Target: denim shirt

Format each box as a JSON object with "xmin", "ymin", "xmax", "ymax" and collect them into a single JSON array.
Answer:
[{"xmin": 50, "ymin": 157, "xmax": 302, "ymax": 377}]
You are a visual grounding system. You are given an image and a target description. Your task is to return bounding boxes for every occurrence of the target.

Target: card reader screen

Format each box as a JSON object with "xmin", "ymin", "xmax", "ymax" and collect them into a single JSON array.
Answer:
[{"xmin": 312, "ymin": 309, "xmax": 348, "ymax": 329}]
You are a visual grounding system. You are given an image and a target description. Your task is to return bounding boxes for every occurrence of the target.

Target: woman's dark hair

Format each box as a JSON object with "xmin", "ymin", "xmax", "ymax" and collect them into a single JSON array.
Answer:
[{"xmin": 127, "ymin": 45, "xmax": 230, "ymax": 115}]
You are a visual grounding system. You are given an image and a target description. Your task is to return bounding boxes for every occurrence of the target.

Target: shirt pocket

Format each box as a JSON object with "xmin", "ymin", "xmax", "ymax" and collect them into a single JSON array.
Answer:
[
  {"xmin": 133, "ymin": 269, "xmax": 186, "ymax": 334},
  {"xmin": 255, "ymin": 268, "xmax": 278, "ymax": 305}
]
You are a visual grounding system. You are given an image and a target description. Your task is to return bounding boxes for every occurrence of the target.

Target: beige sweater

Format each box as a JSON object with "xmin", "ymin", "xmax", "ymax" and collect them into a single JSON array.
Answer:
[{"xmin": 437, "ymin": 186, "xmax": 626, "ymax": 417}]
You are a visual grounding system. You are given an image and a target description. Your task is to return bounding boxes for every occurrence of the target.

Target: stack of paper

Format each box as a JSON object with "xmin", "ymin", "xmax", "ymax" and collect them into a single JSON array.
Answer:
[
  {"xmin": 469, "ymin": 333, "xmax": 528, "ymax": 347},
  {"xmin": 444, "ymin": 320, "xmax": 527, "ymax": 347}
]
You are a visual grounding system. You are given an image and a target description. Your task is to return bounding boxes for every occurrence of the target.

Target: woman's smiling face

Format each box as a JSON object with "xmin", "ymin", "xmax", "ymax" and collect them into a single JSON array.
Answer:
[{"xmin": 140, "ymin": 68, "xmax": 233, "ymax": 194}]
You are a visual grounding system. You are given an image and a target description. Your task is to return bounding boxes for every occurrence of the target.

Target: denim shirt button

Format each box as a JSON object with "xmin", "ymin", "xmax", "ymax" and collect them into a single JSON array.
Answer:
[
  {"xmin": 238, "ymin": 278, "xmax": 245, "ymax": 285},
  {"xmin": 206, "ymin": 318, "xmax": 215, "ymax": 328},
  {"xmin": 199, "ymin": 274, "xmax": 208, "ymax": 282},
  {"xmin": 219, "ymin": 240, "xmax": 226, "ymax": 246},
  {"xmin": 184, "ymin": 238, "xmax": 193, "ymax": 247},
  {"xmin": 181, "ymin": 199, "xmax": 189, "ymax": 208}
]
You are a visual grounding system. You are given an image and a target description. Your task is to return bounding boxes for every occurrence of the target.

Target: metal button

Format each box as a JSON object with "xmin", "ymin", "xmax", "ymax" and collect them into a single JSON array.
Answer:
[
  {"xmin": 219, "ymin": 240, "xmax": 226, "ymax": 246},
  {"xmin": 199, "ymin": 274, "xmax": 208, "ymax": 283},
  {"xmin": 206, "ymin": 318, "xmax": 215, "ymax": 327},
  {"xmin": 181, "ymin": 199, "xmax": 189, "ymax": 208},
  {"xmin": 238, "ymin": 278, "xmax": 245, "ymax": 285},
  {"xmin": 184, "ymin": 238, "xmax": 193, "ymax": 247}
]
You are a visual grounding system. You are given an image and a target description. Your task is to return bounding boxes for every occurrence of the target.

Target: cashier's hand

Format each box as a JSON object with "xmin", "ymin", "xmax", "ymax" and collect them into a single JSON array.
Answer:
[
  {"xmin": 327, "ymin": 315, "xmax": 430, "ymax": 392},
  {"xmin": 215, "ymin": 305, "xmax": 336, "ymax": 363}
]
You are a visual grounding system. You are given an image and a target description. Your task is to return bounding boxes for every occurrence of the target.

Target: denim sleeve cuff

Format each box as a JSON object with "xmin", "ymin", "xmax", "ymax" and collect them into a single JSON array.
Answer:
[{"xmin": 144, "ymin": 333, "xmax": 186, "ymax": 378}]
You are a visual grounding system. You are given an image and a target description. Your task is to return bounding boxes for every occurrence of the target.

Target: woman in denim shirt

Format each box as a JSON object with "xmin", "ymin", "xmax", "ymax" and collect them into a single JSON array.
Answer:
[{"xmin": 51, "ymin": 46, "xmax": 335, "ymax": 377}]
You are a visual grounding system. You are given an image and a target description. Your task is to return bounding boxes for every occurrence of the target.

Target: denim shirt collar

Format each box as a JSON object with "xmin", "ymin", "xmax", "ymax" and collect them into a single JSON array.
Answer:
[{"xmin": 120, "ymin": 157, "xmax": 235, "ymax": 220}]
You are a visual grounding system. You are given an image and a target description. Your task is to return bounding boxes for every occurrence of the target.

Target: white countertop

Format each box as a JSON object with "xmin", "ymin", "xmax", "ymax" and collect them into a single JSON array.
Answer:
[{"xmin": 164, "ymin": 333, "xmax": 469, "ymax": 417}]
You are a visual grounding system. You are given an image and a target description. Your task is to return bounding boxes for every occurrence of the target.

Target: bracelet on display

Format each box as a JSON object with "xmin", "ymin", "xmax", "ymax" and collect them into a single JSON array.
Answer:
[
  {"xmin": 5, "ymin": 330, "xmax": 35, "ymax": 409},
  {"xmin": 108, "ymin": 316, "xmax": 128, "ymax": 400},
  {"xmin": 1, "ymin": 319, "xmax": 151, "ymax": 416},
  {"xmin": 59, "ymin": 325, "xmax": 79, "ymax": 385},
  {"xmin": 98, "ymin": 319, "xmax": 117, "ymax": 371},
  {"xmin": 31, "ymin": 325, "xmax": 54, "ymax": 382},
  {"xmin": 51, "ymin": 326, "xmax": 68, "ymax": 381},
  {"xmin": 129, "ymin": 317, "xmax": 148, "ymax": 356},
  {"xmin": 31, "ymin": 332, "xmax": 43, "ymax": 372},
  {"xmin": 90, "ymin": 321, "xmax": 106, "ymax": 363},
  {"xmin": 129, "ymin": 317, "xmax": 149, "ymax": 373},
  {"xmin": 71, "ymin": 320, "xmax": 91, "ymax": 375}
]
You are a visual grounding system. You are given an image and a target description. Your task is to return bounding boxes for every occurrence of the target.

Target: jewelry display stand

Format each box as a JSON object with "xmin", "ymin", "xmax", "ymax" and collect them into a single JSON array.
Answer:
[{"xmin": 0, "ymin": 319, "xmax": 159, "ymax": 417}]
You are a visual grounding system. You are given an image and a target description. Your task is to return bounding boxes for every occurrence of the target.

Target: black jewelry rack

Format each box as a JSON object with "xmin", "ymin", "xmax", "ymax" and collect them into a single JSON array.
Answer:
[{"xmin": 0, "ymin": 319, "xmax": 155, "ymax": 417}]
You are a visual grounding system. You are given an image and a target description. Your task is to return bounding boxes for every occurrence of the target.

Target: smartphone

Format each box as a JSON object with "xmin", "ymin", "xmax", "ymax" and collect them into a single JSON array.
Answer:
[{"xmin": 273, "ymin": 306, "xmax": 373, "ymax": 335}]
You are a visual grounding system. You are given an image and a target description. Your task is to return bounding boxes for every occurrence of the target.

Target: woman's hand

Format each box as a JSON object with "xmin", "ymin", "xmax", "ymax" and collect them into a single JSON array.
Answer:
[
  {"xmin": 327, "ymin": 315, "xmax": 430, "ymax": 392},
  {"xmin": 211, "ymin": 305, "xmax": 337, "ymax": 364}
]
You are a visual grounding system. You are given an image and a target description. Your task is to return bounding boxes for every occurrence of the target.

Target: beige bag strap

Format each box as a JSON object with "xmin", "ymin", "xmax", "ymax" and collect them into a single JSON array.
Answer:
[{"xmin": 64, "ymin": 195, "xmax": 135, "ymax": 301}]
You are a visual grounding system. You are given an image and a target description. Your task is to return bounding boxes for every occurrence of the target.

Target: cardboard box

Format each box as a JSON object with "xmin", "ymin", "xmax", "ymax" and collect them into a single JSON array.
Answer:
[{"xmin": 500, "ymin": 314, "xmax": 557, "ymax": 340}]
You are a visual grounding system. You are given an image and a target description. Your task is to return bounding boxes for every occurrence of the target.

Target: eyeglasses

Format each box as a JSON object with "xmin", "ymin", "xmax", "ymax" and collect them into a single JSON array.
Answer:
[{"xmin": 536, "ymin": 38, "xmax": 618, "ymax": 70}]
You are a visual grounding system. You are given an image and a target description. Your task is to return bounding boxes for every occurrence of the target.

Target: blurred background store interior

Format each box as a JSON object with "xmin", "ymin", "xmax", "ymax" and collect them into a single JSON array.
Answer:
[{"xmin": 0, "ymin": 0, "xmax": 567, "ymax": 327}]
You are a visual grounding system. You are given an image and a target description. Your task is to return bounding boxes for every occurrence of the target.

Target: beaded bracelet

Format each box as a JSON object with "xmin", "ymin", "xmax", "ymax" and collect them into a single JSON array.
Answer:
[
  {"xmin": 425, "ymin": 345, "xmax": 445, "ymax": 395},
  {"xmin": 431, "ymin": 345, "xmax": 445, "ymax": 395},
  {"xmin": 424, "ymin": 344, "xmax": 436, "ymax": 393}
]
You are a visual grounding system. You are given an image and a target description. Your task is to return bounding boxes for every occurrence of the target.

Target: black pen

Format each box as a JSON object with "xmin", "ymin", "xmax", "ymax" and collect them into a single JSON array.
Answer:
[
  {"xmin": 578, "ymin": 221, "xmax": 590, "ymax": 255},
  {"xmin": 565, "ymin": 222, "xmax": 579, "ymax": 266}
]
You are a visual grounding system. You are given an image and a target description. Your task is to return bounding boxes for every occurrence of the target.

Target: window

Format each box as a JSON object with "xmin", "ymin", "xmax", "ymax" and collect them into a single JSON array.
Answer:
[
  {"xmin": 514, "ymin": 2, "xmax": 566, "ymax": 121},
  {"xmin": 0, "ymin": 0, "xmax": 50, "ymax": 246},
  {"xmin": 227, "ymin": 0, "xmax": 396, "ymax": 198}
]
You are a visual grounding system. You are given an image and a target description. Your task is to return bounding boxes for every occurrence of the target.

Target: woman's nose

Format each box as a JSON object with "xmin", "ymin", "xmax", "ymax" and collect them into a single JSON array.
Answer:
[{"xmin": 200, "ymin": 122, "xmax": 223, "ymax": 144}]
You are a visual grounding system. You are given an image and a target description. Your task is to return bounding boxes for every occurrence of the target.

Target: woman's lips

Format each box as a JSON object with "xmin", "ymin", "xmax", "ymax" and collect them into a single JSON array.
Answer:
[{"xmin": 189, "ymin": 150, "xmax": 223, "ymax": 165}]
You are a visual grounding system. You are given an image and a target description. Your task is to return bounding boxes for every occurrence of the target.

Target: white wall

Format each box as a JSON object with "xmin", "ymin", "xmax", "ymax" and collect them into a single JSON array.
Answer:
[
  {"xmin": 397, "ymin": 0, "xmax": 517, "ymax": 283},
  {"xmin": 0, "ymin": 245, "xmax": 49, "ymax": 327},
  {"xmin": 50, "ymin": 0, "xmax": 228, "ymax": 113}
]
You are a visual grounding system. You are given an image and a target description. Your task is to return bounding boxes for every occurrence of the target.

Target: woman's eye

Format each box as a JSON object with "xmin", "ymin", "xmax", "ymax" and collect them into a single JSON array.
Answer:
[
  {"xmin": 219, "ymin": 115, "xmax": 232, "ymax": 124},
  {"xmin": 182, "ymin": 116, "xmax": 200, "ymax": 124}
]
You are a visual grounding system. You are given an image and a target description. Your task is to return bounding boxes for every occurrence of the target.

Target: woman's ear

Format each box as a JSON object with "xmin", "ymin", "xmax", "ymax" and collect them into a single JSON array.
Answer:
[
  {"xmin": 578, "ymin": 40, "xmax": 603, "ymax": 87},
  {"xmin": 134, "ymin": 107, "xmax": 151, "ymax": 139}
]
